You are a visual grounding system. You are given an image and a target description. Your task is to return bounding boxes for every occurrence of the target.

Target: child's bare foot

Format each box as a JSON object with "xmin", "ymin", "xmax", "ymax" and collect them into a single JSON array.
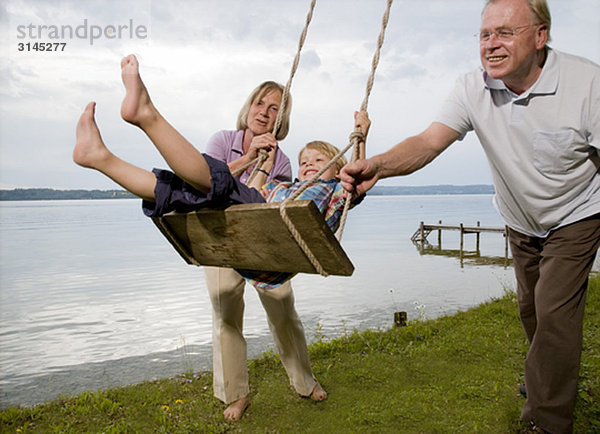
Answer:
[
  {"xmin": 223, "ymin": 396, "xmax": 249, "ymax": 421},
  {"xmin": 120, "ymin": 54, "xmax": 157, "ymax": 127},
  {"xmin": 73, "ymin": 102, "xmax": 111, "ymax": 169},
  {"xmin": 309, "ymin": 382, "xmax": 327, "ymax": 401}
]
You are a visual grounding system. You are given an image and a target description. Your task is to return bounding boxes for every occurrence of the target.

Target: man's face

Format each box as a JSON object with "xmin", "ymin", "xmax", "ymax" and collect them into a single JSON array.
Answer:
[{"xmin": 479, "ymin": 0, "xmax": 547, "ymax": 93}]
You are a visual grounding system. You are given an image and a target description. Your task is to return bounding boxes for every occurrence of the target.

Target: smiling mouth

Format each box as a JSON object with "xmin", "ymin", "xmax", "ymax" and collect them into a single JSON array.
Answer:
[{"xmin": 488, "ymin": 55, "xmax": 507, "ymax": 63}]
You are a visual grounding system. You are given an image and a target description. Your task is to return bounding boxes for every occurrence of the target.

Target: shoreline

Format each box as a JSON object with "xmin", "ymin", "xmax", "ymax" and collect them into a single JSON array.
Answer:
[
  {"xmin": 1, "ymin": 300, "xmax": 481, "ymax": 410},
  {"xmin": 2, "ymin": 285, "xmax": 598, "ymax": 432},
  {"xmin": 0, "ymin": 185, "xmax": 495, "ymax": 201}
]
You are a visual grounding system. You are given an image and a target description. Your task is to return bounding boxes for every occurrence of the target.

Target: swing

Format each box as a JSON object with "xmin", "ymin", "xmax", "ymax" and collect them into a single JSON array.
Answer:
[
  {"xmin": 152, "ymin": 0, "xmax": 393, "ymax": 277},
  {"xmin": 153, "ymin": 200, "xmax": 353, "ymax": 275}
]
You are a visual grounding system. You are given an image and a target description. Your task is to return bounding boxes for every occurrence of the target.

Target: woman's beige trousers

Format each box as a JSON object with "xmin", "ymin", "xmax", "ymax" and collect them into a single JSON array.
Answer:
[{"xmin": 204, "ymin": 266, "xmax": 317, "ymax": 403}]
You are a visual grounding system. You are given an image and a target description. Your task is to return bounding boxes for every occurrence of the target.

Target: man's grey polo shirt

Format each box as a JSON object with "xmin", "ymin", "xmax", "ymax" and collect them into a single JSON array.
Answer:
[{"xmin": 436, "ymin": 48, "xmax": 600, "ymax": 237}]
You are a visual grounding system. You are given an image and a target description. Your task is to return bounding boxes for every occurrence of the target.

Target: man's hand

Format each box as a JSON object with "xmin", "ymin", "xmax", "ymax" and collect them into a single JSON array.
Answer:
[{"xmin": 339, "ymin": 158, "xmax": 379, "ymax": 196}]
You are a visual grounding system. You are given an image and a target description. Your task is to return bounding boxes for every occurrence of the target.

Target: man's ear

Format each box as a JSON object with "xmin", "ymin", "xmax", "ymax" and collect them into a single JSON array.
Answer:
[{"xmin": 535, "ymin": 24, "xmax": 548, "ymax": 50}]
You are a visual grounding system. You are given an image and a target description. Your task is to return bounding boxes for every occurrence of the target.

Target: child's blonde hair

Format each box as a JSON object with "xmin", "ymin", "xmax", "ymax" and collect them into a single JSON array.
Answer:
[{"xmin": 298, "ymin": 141, "xmax": 347, "ymax": 176}]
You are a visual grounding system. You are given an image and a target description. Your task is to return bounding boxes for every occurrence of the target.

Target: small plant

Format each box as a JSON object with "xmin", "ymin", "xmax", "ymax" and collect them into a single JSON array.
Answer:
[
  {"xmin": 413, "ymin": 300, "xmax": 427, "ymax": 321},
  {"xmin": 312, "ymin": 322, "xmax": 327, "ymax": 342},
  {"xmin": 389, "ymin": 288, "xmax": 399, "ymax": 311},
  {"xmin": 179, "ymin": 336, "xmax": 194, "ymax": 377}
]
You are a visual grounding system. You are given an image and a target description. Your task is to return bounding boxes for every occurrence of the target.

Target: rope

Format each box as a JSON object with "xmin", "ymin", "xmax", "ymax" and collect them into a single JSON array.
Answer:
[
  {"xmin": 231, "ymin": 151, "xmax": 258, "ymax": 178},
  {"xmin": 335, "ymin": 0, "xmax": 393, "ymax": 242},
  {"xmin": 280, "ymin": 0, "xmax": 393, "ymax": 276},
  {"xmin": 227, "ymin": 0, "xmax": 325, "ymax": 274},
  {"xmin": 232, "ymin": 0, "xmax": 317, "ymax": 181},
  {"xmin": 231, "ymin": 0, "xmax": 392, "ymax": 276},
  {"xmin": 245, "ymin": 149, "xmax": 269, "ymax": 183}
]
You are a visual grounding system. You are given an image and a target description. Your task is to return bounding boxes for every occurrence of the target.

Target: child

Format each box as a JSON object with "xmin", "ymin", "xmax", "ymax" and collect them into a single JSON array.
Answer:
[
  {"xmin": 237, "ymin": 139, "xmax": 366, "ymax": 288},
  {"xmin": 74, "ymin": 55, "xmax": 370, "ymax": 288}
]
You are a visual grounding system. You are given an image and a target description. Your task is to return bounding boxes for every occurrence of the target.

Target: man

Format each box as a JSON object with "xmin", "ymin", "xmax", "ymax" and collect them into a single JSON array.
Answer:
[{"xmin": 339, "ymin": 0, "xmax": 600, "ymax": 432}]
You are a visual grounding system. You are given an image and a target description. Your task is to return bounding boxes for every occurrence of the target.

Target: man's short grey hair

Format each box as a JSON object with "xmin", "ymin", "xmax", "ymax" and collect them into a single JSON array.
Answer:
[{"xmin": 484, "ymin": 0, "xmax": 552, "ymax": 42}]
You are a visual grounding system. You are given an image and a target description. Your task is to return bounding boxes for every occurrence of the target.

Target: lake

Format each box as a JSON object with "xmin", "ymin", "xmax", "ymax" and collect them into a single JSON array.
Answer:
[{"xmin": 0, "ymin": 195, "xmax": 518, "ymax": 408}]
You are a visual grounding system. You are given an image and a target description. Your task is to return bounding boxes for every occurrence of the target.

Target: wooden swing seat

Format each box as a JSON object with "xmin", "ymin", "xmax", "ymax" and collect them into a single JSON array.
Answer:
[{"xmin": 152, "ymin": 200, "xmax": 354, "ymax": 276}]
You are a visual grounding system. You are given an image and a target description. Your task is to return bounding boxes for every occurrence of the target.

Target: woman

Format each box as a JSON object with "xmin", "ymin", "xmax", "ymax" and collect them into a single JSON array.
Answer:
[
  {"xmin": 74, "ymin": 55, "xmax": 327, "ymax": 422},
  {"xmin": 201, "ymin": 81, "xmax": 327, "ymax": 421}
]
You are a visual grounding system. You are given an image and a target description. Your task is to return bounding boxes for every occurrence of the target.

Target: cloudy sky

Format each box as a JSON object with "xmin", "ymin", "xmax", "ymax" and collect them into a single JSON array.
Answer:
[{"xmin": 1, "ymin": 0, "xmax": 599, "ymax": 190}]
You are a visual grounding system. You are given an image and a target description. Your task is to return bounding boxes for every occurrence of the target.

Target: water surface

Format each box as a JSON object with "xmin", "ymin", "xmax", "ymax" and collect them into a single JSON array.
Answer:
[{"xmin": 0, "ymin": 195, "xmax": 517, "ymax": 408}]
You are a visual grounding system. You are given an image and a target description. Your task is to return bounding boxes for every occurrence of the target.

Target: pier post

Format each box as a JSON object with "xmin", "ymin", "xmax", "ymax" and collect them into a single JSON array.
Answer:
[
  {"xmin": 394, "ymin": 311, "xmax": 407, "ymax": 327},
  {"xmin": 504, "ymin": 225, "xmax": 509, "ymax": 268},
  {"xmin": 411, "ymin": 221, "xmax": 508, "ymax": 265},
  {"xmin": 476, "ymin": 221, "xmax": 481, "ymax": 254},
  {"xmin": 459, "ymin": 223, "xmax": 464, "ymax": 268}
]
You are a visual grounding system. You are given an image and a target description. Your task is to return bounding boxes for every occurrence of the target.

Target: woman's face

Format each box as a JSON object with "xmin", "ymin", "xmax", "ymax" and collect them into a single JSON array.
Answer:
[
  {"xmin": 298, "ymin": 148, "xmax": 336, "ymax": 182},
  {"xmin": 246, "ymin": 89, "xmax": 282, "ymax": 136}
]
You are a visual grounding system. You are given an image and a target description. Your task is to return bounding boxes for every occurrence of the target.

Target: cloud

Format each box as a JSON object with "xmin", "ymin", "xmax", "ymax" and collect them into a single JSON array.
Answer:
[
  {"xmin": 1, "ymin": 0, "xmax": 599, "ymax": 189},
  {"xmin": 0, "ymin": 59, "xmax": 38, "ymax": 98}
]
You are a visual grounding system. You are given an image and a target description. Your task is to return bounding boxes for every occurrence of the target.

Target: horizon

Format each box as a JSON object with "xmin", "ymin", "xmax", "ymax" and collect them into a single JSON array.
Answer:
[{"xmin": 0, "ymin": 183, "xmax": 496, "ymax": 190}]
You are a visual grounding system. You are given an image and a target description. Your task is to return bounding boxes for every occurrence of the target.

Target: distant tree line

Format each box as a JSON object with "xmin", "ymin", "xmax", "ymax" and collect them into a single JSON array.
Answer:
[
  {"xmin": 0, "ymin": 188, "xmax": 137, "ymax": 201},
  {"xmin": 368, "ymin": 184, "xmax": 495, "ymax": 195},
  {"xmin": 0, "ymin": 185, "xmax": 495, "ymax": 201}
]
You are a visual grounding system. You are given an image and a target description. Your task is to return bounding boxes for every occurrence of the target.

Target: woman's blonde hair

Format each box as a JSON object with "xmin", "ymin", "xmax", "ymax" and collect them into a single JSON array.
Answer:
[
  {"xmin": 236, "ymin": 81, "xmax": 292, "ymax": 140},
  {"xmin": 299, "ymin": 140, "xmax": 347, "ymax": 175}
]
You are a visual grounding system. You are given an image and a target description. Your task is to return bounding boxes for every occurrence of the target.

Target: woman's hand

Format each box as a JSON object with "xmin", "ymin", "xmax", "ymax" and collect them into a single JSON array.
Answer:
[
  {"xmin": 247, "ymin": 132, "xmax": 278, "ymax": 161},
  {"xmin": 246, "ymin": 132, "xmax": 278, "ymax": 190}
]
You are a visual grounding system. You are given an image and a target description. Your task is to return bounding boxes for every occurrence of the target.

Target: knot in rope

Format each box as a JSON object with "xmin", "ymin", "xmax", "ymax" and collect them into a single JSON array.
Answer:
[{"xmin": 348, "ymin": 131, "xmax": 365, "ymax": 146}]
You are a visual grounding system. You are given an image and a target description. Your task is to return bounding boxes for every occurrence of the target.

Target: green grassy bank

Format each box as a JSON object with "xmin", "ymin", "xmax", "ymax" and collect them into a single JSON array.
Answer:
[{"xmin": 2, "ymin": 276, "xmax": 599, "ymax": 433}]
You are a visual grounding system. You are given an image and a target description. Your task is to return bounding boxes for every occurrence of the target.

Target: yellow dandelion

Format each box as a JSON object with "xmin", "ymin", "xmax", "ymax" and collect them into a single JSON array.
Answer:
[{"xmin": 175, "ymin": 399, "xmax": 184, "ymax": 405}]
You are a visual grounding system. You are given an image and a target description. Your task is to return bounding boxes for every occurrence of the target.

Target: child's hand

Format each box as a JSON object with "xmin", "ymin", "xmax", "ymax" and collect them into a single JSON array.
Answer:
[
  {"xmin": 353, "ymin": 110, "xmax": 370, "ymax": 161},
  {"xmin": 354, "ymin": 110, "xmax": 371, "ymax": 138}
]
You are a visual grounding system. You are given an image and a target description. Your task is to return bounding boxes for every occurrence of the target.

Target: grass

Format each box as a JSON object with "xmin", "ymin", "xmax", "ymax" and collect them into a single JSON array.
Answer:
[{"xmin": 2, "ymin": 275, "xmax": 599, "ymax": 433}]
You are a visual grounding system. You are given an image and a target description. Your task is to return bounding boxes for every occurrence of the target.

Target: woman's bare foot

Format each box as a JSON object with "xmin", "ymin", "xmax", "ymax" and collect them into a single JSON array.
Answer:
[
  {"xmin": 223, "ymin": 396, "xmax": 249, "ymax": 421},
  {"xmin": 120, "ymin": 54, "xmax": 157, "ymax": 127},
  {"xmin": 73, "ymin": 102, "xmax": 111, "ymax": 169},
  {"xmin": 309, "ymin": 382, "xmax": 328, "ymax": 401}
]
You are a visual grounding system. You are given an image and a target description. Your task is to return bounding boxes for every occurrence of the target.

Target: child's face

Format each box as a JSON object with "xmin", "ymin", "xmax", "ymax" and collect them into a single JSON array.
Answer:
[{"xmin": 298, "ymin": 148, "xmax": 337, "ymax": 181}]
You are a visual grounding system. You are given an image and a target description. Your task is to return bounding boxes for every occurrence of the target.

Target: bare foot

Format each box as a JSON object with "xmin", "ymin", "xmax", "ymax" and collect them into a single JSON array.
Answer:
[
  {"xmin": 223, "ymin": 396, "xmax": 249, "ymax": 421},
  {"xmin": 309, "ymin": 382, "xmax": 327, "ymax": 401},
  {"xmin": 120, "ymin": 54, "xmax": 157, "ymax": 127},
  {"xmin": 73, "ymin": 102, "xmax": 111, "ymax": 169}
]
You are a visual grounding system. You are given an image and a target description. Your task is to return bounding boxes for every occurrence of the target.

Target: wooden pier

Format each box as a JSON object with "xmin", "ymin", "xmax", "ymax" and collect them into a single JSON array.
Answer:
[{"xmin": 411, "ymin": 220, "xmax": 510, "ymax": 267}]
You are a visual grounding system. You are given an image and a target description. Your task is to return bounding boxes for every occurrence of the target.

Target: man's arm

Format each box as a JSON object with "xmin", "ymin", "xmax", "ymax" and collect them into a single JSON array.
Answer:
[{"xmin": 339, "ymin": 122, "xmax": 461, "ymax": 196}]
